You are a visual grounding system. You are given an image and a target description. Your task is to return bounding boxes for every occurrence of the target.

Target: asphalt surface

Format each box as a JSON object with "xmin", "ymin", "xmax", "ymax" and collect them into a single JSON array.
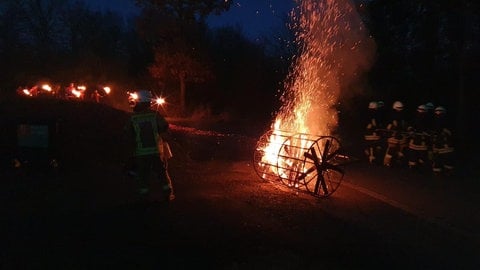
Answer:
[
  {"xmin": 2, "ymin": 131, "xmax": 479, "ymax": 269},
  {"xmin": 1, "ymin": 99, "xmax": 479, "ymax": 269},
  {"xmin": 344, "ymin": 162, "xmax": 480, "ymax": 243}
]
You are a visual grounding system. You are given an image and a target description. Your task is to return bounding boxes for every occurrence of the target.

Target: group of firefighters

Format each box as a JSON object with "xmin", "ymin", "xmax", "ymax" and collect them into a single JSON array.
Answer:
[{"xmin": 363, "ymin": 100, "xmax": 455, "ymax": 175}]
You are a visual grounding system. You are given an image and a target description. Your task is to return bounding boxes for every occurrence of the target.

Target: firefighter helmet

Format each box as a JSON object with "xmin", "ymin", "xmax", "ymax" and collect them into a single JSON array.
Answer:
[
  {"xmin": 137, "ymin": 90, "xmax": 152, "ymax": 103},
  {"xmin": 434, "ymin": 106, "xmax": 446, "ymax": 115},
  {"xmin": 392, "ymin": 101, "xmax": 404, "ymax": 111},
  {"xmin": 368, "ymin": 101, "xmax": 378, "ymax": 110},
  {"xmin": 425, "ymin": 102, "xmax": 434, "ymax": 111},
  {"xmin": 417, "ymin": 104, "xmax": 427, "ymax": 113},
  {"xmin": 377, "ymin": 101, "xmax": 385, "ymax": 108}
]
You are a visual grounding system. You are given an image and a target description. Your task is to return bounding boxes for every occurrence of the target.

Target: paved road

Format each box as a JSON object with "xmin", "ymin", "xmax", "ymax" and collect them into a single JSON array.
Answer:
[
  {"xmin": 2, "ymin": 128, "xmax": 479, "ymax": 269},
  {"xmin": 343, "ymin": 162, "xmax": 480, "ymax": 242}
]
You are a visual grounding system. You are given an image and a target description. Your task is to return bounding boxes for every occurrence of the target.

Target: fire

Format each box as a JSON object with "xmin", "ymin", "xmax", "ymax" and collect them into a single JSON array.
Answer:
[
  {"xmin": 256, "ymin": 0, "xmax": 375, "ymax": 194},
  {"xmin": 127, "ymin": 92, "xmax": 137, "ymax": 107},
  {"xmin": 22, "ymin": 89, "xmax": 32, "ymax": 96},
  {"xmin": 129, "ymin": 92, "xmax": 138, "ymax": 100},
  {"xmin": 276, "ymin": 0, "xmax": 358, "ymax": 135},
  {"xmin": 72, "ymin": 90, "xmax": 82, "ymax": 98},
  {"xmin": 41, "ymin": 84, "xmax": 52, "ymax": 92}
]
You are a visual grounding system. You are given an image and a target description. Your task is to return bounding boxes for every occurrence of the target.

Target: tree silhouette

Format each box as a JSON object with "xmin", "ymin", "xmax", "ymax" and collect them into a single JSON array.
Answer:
[{"xmin": 135, "ymin": 0, "xmax": 231, "ymax": 115}]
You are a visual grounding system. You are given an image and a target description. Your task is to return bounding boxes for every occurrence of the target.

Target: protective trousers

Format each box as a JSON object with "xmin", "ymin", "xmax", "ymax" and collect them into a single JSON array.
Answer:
[
  {"xmin": 133, "ymin": 154, "xmax": 172, "ymax": 198},
  {"xmin": 407, "ymin": 134, "xmax": 429, "ymax": 170},
  {"xmin": 364, "ymin": 135, "xmax": 382, "ymax": 164},
  {"xmin": 432, "ymin": 146, "xmax": 455, "ymax": 175},
  {"xmin": 384, "ymin": 135, "xmax": 407, "ymax": 167}
]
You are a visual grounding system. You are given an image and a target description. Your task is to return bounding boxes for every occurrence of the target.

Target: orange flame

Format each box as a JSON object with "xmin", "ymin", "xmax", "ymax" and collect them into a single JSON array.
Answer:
[
  {"xmin": 72, "ymin": 90, "xmax": 82, "ymax": 98},
  {"xmin": 22, "ymin": 89, "xmax": 32, "ymax": 96},
  {"xmin": 41, "ymin": 84, "xmax": 52, "ymax": 92},
  {"xmin": 260, "ymin": 0, "xmax": 375, "ymax": 177},
  {"xmin": 129, "ymin": 92, "xmax": 138, "ymax": 100}
]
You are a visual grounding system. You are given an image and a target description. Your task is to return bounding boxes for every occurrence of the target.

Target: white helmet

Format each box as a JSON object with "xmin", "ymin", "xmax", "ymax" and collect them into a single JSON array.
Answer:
[
  {"xmin": 417, "ymin": 104, "xmax": 427, "ymax": 113},
  {"xmin": 425, "ymin": 102, "xmax": 434, "ymax": 111},
  {"xmin": 368, "ymin": 101, "xmax": 378, "ymax": 109},
  {"xmin": 434, "ymin": 106, "xmax": 446, "ymax": 115},
  {"xmin": 136, "ymin": 90, "xmax": 152, "ymax": 103},
  {"xmin": 392, "ymin": 101, "xmax": 404, "ymax": 111},
  {"xmin": 377, "ymin": 101, "xmax": 385, "ymax": 108}
]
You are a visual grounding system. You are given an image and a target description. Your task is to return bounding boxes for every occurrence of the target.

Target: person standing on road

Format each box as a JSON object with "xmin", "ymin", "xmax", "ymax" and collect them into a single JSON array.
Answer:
[
  {"xmin": 407, "ymin": 104, "xmax": 430, "ymax": 171},
  {"xmin": 123, "ymin": 90, "xmax": 174, "ymax": 202},
  {"xmin": 383, "ymin": 101, "xmax": 408, "ymax": 167},
  {"xmin": 424, "ymin": 102, "xmax": 435, "ymax": 132},
  {"xmin": 431, "ymin": 106, "xmax": 455, "ymax": 175},
  {"xmin": 363, "ymin": 101, "xmax": 382, "ymax": 164},
  {"xmin": 376, "ymin": 100, "xmax": 386, "ymax": 129}
]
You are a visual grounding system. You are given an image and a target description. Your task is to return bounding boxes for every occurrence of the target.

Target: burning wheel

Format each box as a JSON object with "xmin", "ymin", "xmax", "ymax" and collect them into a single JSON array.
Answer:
[
  {"xmin": 296, "ymin": 136, "xmax": 344, "ymax": 198},
  {"xmin": 253, "ymin": 130, "xmax": 346, "ymax": 198},
  {"xmin": 253, "ymin": 129, "xmax": 295, "ymax": 183}
]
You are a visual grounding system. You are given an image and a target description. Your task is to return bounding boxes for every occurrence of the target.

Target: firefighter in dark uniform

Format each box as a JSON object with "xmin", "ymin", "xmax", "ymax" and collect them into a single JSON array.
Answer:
[
  {"xmin": 431, "ymin": 106, "xmax": 454, "ymax": 175},
  {"xmin": 376, "ymin": 100, "xmax": 386, "ymax": 129},
  {"xmin": 124, "ymin": 90, "xmax": 174, "ymax": 201},
  {"xmin": 407, "ymin": 104, "xmax": 430, "ymax": 171},
  {"xmin": 424, "ymin": 102, "xmax": 435, "ymax": 132},
  {"xmin": 383, "ymin": 101, "xmax": 408, "ymax": 167},
  {"xmin": 364, "ymin": 101, "xmax": 382, "ymax": 164}
]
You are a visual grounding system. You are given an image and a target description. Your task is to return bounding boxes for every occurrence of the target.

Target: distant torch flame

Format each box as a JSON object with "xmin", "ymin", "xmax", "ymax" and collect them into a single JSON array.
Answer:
[
  {"xmin": 22, "ymin": 89, "xmax": 32, "ymax": 96},
  {"xmin": 41, "ymin": 84, "xmax": 52, "ymax": 92},
  {"xmin": 103, "ymin": 86, "xmax": 111, "ymax": 94},
  {"xmin": 72, "ymin": 90, "xmax": 82, "ymax": 98}
]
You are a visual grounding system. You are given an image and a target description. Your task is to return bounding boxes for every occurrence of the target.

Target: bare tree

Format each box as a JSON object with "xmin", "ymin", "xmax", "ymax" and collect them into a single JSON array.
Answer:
[{"xmin": 135, "ymin": 0, "xmax": 231, "ymax": 115}]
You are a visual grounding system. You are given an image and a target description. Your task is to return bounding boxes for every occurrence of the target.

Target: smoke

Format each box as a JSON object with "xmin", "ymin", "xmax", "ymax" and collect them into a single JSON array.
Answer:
[{"xmin": 275, "ymin": 0, "xmax": 376, "ymax": 136}]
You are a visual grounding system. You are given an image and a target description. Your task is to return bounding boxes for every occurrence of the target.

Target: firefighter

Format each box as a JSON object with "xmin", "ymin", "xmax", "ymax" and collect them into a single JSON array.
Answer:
[
  {"xmin": 376, "ymin": 100, "xmax": 386, "ymax": 129},
  {"xmin": 364, "ymin": 101, "xmax": 382, "ymax": 164},
  {"xmin": 431, "ymin": 106, "xmax": 455, "ymax": 175},
  {"xmin": 407, "ymin": 104, "xmax": 430, "ymax": 171},
  {"xmin": 383, "ymin": 101, "xmax": 408, "ymax": 167},
  {"xmin": 123, "ymin": 90, "xmax": 174, "ymax": 202},
  {"xmin": 424, "ymin": 102, "xmax": 435, "ymax": 133}
]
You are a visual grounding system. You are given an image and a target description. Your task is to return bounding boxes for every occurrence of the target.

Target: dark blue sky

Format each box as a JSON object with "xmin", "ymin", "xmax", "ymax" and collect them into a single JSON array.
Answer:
[
  {"xmin": 82, "ymin": 0, "xmax": 295, "ymax": 40},
  {"xmin": 208, "ymin": 0, "xmax": 295, "ymax": 40}
]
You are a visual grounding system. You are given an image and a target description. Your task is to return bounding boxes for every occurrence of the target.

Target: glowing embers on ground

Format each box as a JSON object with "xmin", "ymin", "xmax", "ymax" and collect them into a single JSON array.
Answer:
[{"xmin": 253, "ymin": 123, "xmax": 345, "ymax": 198}]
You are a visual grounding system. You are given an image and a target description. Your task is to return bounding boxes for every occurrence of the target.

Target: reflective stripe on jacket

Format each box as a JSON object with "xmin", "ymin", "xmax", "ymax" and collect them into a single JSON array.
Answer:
[
  {"xmin": 408, "ymin": 134, "xmax": 428, "ymax": 151},
  {"xmin": 130, "ymin": 112, "xmax": 160, "ymax": 156},
  {"xmin": 364, "ymin": 120, "xmax": 380, "ymax": 141}
]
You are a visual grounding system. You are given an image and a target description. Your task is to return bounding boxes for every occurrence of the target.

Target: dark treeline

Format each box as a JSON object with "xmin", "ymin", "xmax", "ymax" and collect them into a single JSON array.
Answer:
[
  {"xmin": 0, "ymin": 0, "xmax": 292, "ymax": 122},
  {"xmin": 361, "ymin": 0, "xmax": 480, "ymax": 172},
  {"xmin": 0, "ymin": 1, "xmax": 479, "ymax": 151}
]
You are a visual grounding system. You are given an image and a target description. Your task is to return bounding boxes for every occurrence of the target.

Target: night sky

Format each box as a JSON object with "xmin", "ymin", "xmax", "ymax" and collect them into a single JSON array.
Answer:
[{"xmin": 82, "ymin": 0, "xmax": 296, "ymax": 40}]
